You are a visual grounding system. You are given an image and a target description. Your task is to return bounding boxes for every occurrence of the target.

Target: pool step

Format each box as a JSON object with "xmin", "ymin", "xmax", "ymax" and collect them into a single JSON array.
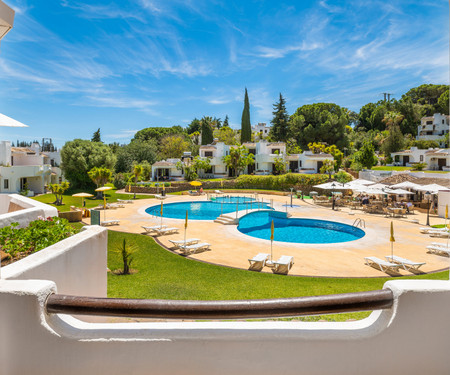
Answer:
[{"xmin": 214, "ymin": 214, "xmax": 238, "ymax": 225}]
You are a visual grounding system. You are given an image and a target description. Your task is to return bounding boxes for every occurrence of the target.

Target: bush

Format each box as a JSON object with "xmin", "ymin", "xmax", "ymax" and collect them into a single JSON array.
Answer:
[
  {"xmin": 0, "ymin": 217, "xmax": 77, "ymax": 259},
  {"xmin": 333, "ymin": 171, "xmax": 352, "ymax": 183},
  {"xmin": 412, "ymin": 162, "xmax": 427, "ymax": 171},
  {"xmin": 235, "ymin": 173, "xmax": 328, "ymax": 191},
  {"xmin": 164, "ymin": 182, "xmax": 171, "ymax": 187},
  {"xmin": 113, "ymin": 173, "xmax": 127, "ymax": 190}
]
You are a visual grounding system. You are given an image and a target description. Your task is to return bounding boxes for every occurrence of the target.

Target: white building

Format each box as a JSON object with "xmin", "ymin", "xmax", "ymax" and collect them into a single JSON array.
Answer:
[
  {"xmin": 252, "ymin": 122, "xmax": 271, "ymax": 140},
  {"xmin": 286, "ymin": 151, "xmax": 334, "ymax": 174},
  {"xmin": 0, "ymin": 141, "xmax": 62, "ymax": 195},
  {"xmin": 151, "ymin": 159, "xmax": 183, "ymax": 181},
  {"xmin": 391, "ymin": 147, "xmax": 450, "ymax": 171},
  {"xmin": 416, "ymin": 113, "xmax": 449, "ymax": 145}
]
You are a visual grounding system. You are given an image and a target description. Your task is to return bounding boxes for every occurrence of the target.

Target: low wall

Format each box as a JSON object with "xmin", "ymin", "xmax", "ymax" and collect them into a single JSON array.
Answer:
[
  {"xmin": 0, "ymin": 194, "xmax": 58, "ymax": 228},
  {"xmin": 1, "ymin": 225, "xmax": 107, "ymax": 297},
  {"xmin": 0, "ymin": 279, "xmax": 449, "ymax": 374}
]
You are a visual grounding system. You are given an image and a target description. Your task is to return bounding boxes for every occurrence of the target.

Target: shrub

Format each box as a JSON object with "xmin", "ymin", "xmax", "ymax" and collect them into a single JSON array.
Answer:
[
  {"xmin": 113, "ymin": 173, "xmax": 127, "ymax": 190},
  {"xmin": 0, "ymin": 217, "xmax": 77, "ymax": 259},
  {"xmin": 412, "ymin": 162, "xmax": 427, "ymax": 171},
  {"xmin": 333, "ymin": 171, "xmax": 353, "ymax": 183},
  {"xmin": 235, "ymin": 173, "xmax": 328, "ymax": 191}
]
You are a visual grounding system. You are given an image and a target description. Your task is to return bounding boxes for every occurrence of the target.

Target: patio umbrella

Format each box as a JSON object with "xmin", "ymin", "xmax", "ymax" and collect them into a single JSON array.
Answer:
[
  {"xmin": 95, "ymin": 186, "xmax": 113, "ymax": 220},
  {"xmin": 313, "ymin": 182, "xmax": 350, "ymax": 190},
  {"xmin": 0, "ymin": 113, "xmax": 29, "ymax": 127},
  {"xmin": 390, "ymin": 181, "xmax": 422, "ymax": 190},
  {"xmin": 384, "ymin": 188, "xmax": 414, "ymax": 195},
  {"xmin": 414, "ymin": 184, "xmax": 447, "ymax": 193},
  {"xmin": 390, "ymin": 221, "xmax": 395, "ymax": 261},
  {"xmin": 190, "ymin": 180, "xmax": 202, "ymax": 192},
  {"xmin": 184, "ymin": 210, "xmax": 188, "ymax": 244},
  {"xmin": 72, "ymin": 192, "xmax": 94, "ymax": 208}
]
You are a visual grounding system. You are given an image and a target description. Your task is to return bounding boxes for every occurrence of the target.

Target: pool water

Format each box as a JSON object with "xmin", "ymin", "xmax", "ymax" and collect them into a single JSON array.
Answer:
[
  {"xmin": 238, "ymin": 211, "xmax": 365, "ymax": 244},
  {"xmin": 146, "ymin": 199, "xmax": 272, "ymax": 221}
]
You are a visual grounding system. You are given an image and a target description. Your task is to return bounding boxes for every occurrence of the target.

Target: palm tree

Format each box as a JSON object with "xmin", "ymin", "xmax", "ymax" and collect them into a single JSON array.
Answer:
[{"xmin": 88, "ymin": 167, "xmax": 112, "ymax": 198}]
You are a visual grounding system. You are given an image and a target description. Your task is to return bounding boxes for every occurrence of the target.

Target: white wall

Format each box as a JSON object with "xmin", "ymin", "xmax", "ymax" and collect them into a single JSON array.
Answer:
[
  {"xmin": 0, "ymin": 279, "xmax": 450, "ymax": 374},
  {"xmin": 438, "ymin": 191, "xmax": 450, "ymax": 218},
  {"xmin": 2, "ymin": 225, "xmax": 107, "ymax": 297}
]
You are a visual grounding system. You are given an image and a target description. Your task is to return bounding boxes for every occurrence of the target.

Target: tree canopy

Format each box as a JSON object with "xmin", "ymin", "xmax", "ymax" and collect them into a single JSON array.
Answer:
[
  {"xmin": 270, "ymin": 93, "xmax": 289, "ymax": 142},
  {"xmin": 61, "ymin": 139, "xmax": 116, "ymax": 188},
  {"xmin": 159, "ymin": 134, "xmax": 191, "ymax": 159},
  {"xmin": 200, "ymin": 117, "xmax": 214, "ymax": 145},
  {"xmin": 223, "ymin": 145, "xmax": 254, "ymax": 177},
  {"xmin": 115, "ymin": 139, "xmax": 158, "ymax": 173},
  {"xmin": 133, "ymin": 126, "xmax": 185, "ymax": 143}
]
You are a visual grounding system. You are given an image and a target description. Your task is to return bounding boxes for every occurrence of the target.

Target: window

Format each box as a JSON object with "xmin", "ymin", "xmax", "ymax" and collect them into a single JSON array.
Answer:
[
  {"xmin": 442, "ymin": 120, "xmax": 445, "ymax": 124},
  {"xmin": 3, "ymin": 179, "xmax": 8, "ymax": 189},
  {"xmin": 299, "ymin": 160, "xmax": 302, "ymax": 167},
  {"xmin": 420, "ymin": 155, "xmax": 423, "ymax": 162},
  {"xmin": 204, "ymin": 151, "xmax": 213, "ymax": 157},
  {"xmin": 272, "ymin": 148, "xmax": 280, "ymax": 154}
]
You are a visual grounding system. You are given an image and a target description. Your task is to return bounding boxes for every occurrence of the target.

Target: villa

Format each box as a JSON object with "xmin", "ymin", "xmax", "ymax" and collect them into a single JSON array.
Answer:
[
  {"xmin": 416, "ymin": 113, "xmax": 449, "ymax": 146},
  {"xmin": 390, "ymin": 147, "xmax": 450, "ymax": 171},
  {"xmin": 0, "ymin": 140, "xmax": 62, "ymax": 195},
  {"xmin": 252, "ymin": 122, "xmax": 271, "ymax": 140}
]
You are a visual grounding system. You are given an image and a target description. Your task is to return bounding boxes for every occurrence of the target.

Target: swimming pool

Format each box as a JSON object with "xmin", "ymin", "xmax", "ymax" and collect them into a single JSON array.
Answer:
[
  {"xmin": 146, "ymin": 199, "xmax": 272, "ymax": 221},
  {"xmin": 238, "ymin": 211, "xmax": 365, "ymax": 244}
]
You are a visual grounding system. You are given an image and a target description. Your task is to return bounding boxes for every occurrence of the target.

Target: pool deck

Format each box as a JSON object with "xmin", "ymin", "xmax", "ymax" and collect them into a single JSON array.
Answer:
[{"xmin": 92, "ymin": 193, "xmax": 450, "ymax": 277}]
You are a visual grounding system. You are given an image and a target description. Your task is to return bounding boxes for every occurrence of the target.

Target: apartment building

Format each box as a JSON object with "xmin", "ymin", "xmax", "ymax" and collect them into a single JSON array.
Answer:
[{"xmin": 417, "ymin": 113, "xmax": 449, "ymax": 145}]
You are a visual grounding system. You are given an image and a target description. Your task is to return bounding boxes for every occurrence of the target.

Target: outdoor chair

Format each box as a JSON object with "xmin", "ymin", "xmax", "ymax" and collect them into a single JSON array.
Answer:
[
  {"xmin": 214, "ymin": 190, "xmax": 224, "ymax": 194},
  {"xmin": 179, "ymin": 242, "xmax": 211, "ymax": 255},
  {"xmin": 152, "ymin": 227, "xmax": 180, "ymax": 236},
  {"xmin": 117, "ymin": 199, "xmax": 133, "ymax": 204},
  {"xmin": 428, "ymin": 231, "xmax": 450, "ymax": 238},
  {"xmin": 364, "ymin": 256, "xmax": 401, "ymax": 273},
  {"xmin": 426, "ymin": 245, "xmax": 450, "ymax": 256},
  {"xmin": 142, "ymin": 225, "xmax": 167, "ymax": 233},
  {"xmin": 248, "ymin": 253, "xmax": 269, "ymax": 271},
  {"xmin": 272, "ymin": 255, "xmax": 294, "ymax": 275},
  {"xmin": 385, "ymin": 255, "xmax": 425, "ymax": 271},
  {"xmin": 101, "ymin": 219, "xmax": 120, "ymax": 226},
  {"xmin": 168, "ymin": 238, "xmax": 200, "ymax": 249}
]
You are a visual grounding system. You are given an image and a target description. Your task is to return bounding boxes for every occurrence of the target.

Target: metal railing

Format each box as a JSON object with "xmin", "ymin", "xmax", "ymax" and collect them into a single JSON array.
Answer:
[{"xmin": 46, "ymin": 289, "xmax": 393, "ymax": 319}]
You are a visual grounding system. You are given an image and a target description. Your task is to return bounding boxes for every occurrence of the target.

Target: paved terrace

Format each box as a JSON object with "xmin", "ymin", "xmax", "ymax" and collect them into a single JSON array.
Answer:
[{"xmin": 89, "ymin": 193, "xmax": 450, "ymax": 277}]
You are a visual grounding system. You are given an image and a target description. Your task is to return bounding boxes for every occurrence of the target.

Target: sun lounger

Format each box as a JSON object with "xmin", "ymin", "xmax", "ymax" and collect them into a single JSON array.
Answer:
[
  {"xmin": 364, "ymin": 257, "xmax": 401, "ymax": 272},
  {"xmin": 420, "ymin": 227, "xmax": 449, "ymax": 234},
  {"xmin": 153, "ymin": 227, "xmax": 179, "ymax": 236},
  {"xmin": 214, "ymin": 190, "xmax": 224, "ymax": 194},
  {"xmin": 154, "ymin": 194, "xmax": 167, "ymax": 200},
  {"xmin": 385, "ymin": 255, "xmax": 425, "ymax": 271},
  {"xmin": 248, "ymin": 253, "xmax": 269, "ymax": 271},
  {"xmin": 426, "ymin": 246, "xmax": 450, "ymax": 256},
  {"xmin": 107, "ymin": 203, "xmax": 124, "ymax": 209},
  {"xmin": 142, "ymin": 225, "xmax": 167, "ymax": 233},
  {"xmin": 430, "ymin": 242, "xmax": 450, "ymax": 249},
  {"xmin": 179, "ymin": 242, "xmax": 211, "ymax": 255},
  {"xmin": 272, "ymin": 255, "xmax": 294, "ymax": 274},
  {"xmin": 428, "ymin": 231, "xmax": 450, "ymax": 238},
  {"xmin": 101, "ymin": 219, "xmax": 120, "ymax": 226},
  {"xmin": 117, "ymin": 199, "xmax": 133, "ymax": 204},
  {"xmin": 188, "ymin": 190, "xmax": 199, "ymax": 196},
  {"xmin": 168, "ymin": 238, "xmax": 201, "ymax": 249}
]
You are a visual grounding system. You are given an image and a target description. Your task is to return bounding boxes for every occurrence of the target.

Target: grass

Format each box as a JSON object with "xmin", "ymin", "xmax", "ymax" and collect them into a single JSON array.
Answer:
[
  {"xmin": 372, "ymin": 166, "xmax": 411, "ymax": 171},
  {"xmin": 32, "ymin": 185, "xmax": 154, "ymax": 212},
  {"xmin": 107, "ymin": 230, "xmax": 449, "ymax": 321}
]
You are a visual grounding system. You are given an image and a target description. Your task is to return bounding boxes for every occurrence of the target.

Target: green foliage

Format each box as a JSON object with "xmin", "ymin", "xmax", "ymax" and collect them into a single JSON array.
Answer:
[
  {"xmin": 158, "ymin": 134, "xmax": 191, "ymax": 159},
  {"xmin": 412, "ymin": 162, "xmax": 427, "ymax": 171},
  {"xmin": 333, "ymin": 171, "xmax": 353, "ymax": 183},
  {"xmin": 273, "ymin": 154, "xmax": 287, "ymax": 175},
  {"xmin": 133, "ymin": 126, "xmax": 185, "ymax": 143},
  {"xmin": 61, "ymin": 139, "xmax": 116, "ymax": 188},
  {"xmin": 402, "ymin": 84, "xmax": 448, "ymax": 115},
  {"xmin": 286, "ymin": 139, "xmax": 302, "ymax": 154},
  {"xmin": 223, "ymin": 145, "xmax": 254, "ymax": 177},
  {"xmin": 91, "ymin": 128, "xmax": 101, "ymax": 142},
  {"xmin": 241, "ymin": 88, "xmax": 252, "ymax": 143},
  {"xmin": 113, "ymin": 173, "xmax": 127, "ymax": 190},
  {"xmin": 270, "ymin": 93, "xmax": 290, "ymax": 142},
  {"xmin": 176, "ymin": 156, "xmax": 211, "ymax": 181},
  {"xmin": 235, "ymin": 173, "xmax": 328, "ymax": 191},
  {"xmin": 412, "ymin": 139, "xmax": 440, "ymax": 149},
  {"xmin": 289, "ymin": 103, "xmax": 349, "ymax": 149},
  {"xmin": 200, "ymin": 117, "xmax": 214, "ymax": 145},
  {"xmin": 88, "ymin": 167, "xmax": 112, "ymax": 188},
  {"xmin": 382, "ymin": 124, "xmax": 404, "ymax": 155},
  {"xmin": 319, "ymin": 159, "xmax": 335, "ymax": 178},
  {"xmin": 48, "ymin": 181, "xmax": 70, "ymax": 205},
  {"xmin": 115, "ymin": 139, "xmax": 158, "ymax": 173},
  {"xmin": 213, "ymin": 126, "xmax": 239, "ymax": 145},
  {"xmin": 186, "ymin": 118, "xmax": 201, "ymax": 134},
  {"xmin": 223, "ymin": 115, "xmax": 230, "ymax": 128},
  {"xmin": 0, "ymin": 217, "xmax": 77, "ymax": 258},
  {"xmin": 114, "ymin": 239, "xmax": 136, "ymax": 275},
  {"xmin": 437, "ymin": 89, "xmax": 449, "ymax": 115},
  {"xmin": 354, "ymin": 141, "xmax": 377, "ymax": 169}
]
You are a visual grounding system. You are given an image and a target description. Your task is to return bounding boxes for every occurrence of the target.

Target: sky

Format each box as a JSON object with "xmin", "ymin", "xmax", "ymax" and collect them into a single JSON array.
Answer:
[{"xmin": 0, "ymin": 0, "xmax": 448, "ymax": 148}]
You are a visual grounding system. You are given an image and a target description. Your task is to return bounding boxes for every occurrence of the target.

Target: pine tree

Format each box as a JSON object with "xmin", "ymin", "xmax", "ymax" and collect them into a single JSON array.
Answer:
[
  {"xmin": 223, "ymin": 115, "xmax": 230, "ymax": 128},
  {"xmin": 92, "ymin": 128, "xmax": 102, "ymax": 142},
  {"xmin": 201, "ymin": 117, "xmax": 214, "ymax": 145},
  {"xmin": 240, "ymin": 88, "xmax": 251, "ymax": 143},
  {"xmin": 270, "ymin": 93, "xmax": 289, "ymax": 142}
]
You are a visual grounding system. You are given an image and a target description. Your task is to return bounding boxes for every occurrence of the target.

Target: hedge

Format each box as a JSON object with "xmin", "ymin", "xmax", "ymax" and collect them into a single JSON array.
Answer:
[{"xmin": 235, "ymin": 173, "xmax": 328, "ymax": 192}]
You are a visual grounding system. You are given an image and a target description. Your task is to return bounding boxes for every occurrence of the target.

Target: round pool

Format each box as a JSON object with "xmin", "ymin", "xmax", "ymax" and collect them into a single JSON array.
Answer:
[
  {"xmin": 238, "ymin": 211, "xmax": 365, "ymax": 244},
  {"xmin": 145, "ymin": 198, "xmax": 272, "ymax": 221}
]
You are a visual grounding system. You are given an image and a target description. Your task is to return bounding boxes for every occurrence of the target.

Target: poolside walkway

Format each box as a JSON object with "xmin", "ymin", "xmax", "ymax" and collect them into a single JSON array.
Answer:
[{"xmin": 90, "ymin": 193, "xmax": 450, "ymax": 277}]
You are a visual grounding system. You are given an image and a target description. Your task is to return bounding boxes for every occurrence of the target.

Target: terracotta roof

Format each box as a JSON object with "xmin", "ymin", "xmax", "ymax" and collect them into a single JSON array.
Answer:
[
  {"xmin": 413, "ymin": 177, "xmax": 450, "ymax": 188},
  {"xmin": 379, "ymin": 174, "xmax": 419, "ymax": 185},
  {"xmin": 11, "ymin": 147, "xmax": 35, "ymax": 153},
  {"xmin": 153, "ymin": 161, "xmax": 176, "ymax": 167},
  {"xmin": 242, "ymin": 142, "xmax": 256, "ymax": 147},
  {"xmin": 200, "ymin": 145, "xmax": 217, "ymax": 150}
]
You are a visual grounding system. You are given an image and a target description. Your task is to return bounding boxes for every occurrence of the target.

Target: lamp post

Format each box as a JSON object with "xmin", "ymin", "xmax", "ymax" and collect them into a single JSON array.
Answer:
[
  {"xmin": 331, "ymin": 183, "xmax": 336, "ymax": 211},
  {"xmin": 425, "ymin": 191, "xmax": 431, "ymax": 226}
]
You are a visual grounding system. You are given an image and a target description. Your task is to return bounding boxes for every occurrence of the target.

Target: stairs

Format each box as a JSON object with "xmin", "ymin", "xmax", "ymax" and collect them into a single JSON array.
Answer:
[{"xmin": 214, "ymin": 214, "xmax": 238, "ymax": 225}]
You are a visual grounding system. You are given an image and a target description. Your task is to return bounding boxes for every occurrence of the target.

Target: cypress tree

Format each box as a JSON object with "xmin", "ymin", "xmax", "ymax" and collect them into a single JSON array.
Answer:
[
  {"xmin": 270, "ymin": 93, "xmax": 289, "ymax": 142},
  {"xmin": 201, "ymin": 117, "xmax": 214, "ymax": 145},
  {"xmin": 241, "ymin": 88, "xmax": 251, "ymax": 143},
  {"xmin": 91, "ymin": 128, "xmax": 101, "ymax": 142},
  {"xmin": 223, "ymin": 115, "xmax": 230, "ymax": 128}
]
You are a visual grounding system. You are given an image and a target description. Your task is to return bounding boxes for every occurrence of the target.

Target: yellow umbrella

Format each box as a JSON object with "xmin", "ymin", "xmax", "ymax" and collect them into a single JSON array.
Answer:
[
  {"xmin": 190, "ymin": 181, "xmax": 202, "ymax": 187},
  {"xmin": 72, "ymin": 192, "xmax": 93, "ymax": 208},
  {"xmin": 445, "ymin": 205, "xmax": 448, "ymax": 227},
  {"xmin": 95, "ymin": 186, "xmax": 113, "ymax": 220},
  {"xmin": 184, "ymin": 210, "xmax": 188, "ymax": 243},
  {"xmin": 390, "ymin": 221, "xmax": 395, "ymax": 260}
]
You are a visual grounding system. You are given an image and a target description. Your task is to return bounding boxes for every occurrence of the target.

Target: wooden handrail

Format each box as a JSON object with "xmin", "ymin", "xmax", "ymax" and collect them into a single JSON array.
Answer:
[{"xmin": 46, "ymin": 289, "xmax": 393, "ymax": 319}]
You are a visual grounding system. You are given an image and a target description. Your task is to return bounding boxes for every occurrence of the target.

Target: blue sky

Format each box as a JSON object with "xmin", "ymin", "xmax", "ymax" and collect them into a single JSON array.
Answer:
[{"xmin": 0, "ymin": 0, "xmax": 448, "ymax": 147}]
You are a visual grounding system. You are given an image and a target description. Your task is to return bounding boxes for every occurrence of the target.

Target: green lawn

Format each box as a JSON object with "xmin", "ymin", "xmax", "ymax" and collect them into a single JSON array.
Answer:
[
  {"xmin": 372, "ymin": 166, "xmax": 411, "ymax": 171},
  {"xmin": 107, "ymin": 230, "xmax": 449, "ymax": 321},
  {"xmin": 32, "ymin": 185, "xmax": 154, "ymax": 212}
]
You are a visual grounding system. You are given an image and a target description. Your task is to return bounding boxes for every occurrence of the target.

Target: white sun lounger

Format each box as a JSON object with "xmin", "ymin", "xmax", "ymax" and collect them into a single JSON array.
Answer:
[
  {"xmin": 420, "ymin": 227, "xmax": 449, "ymax": 234},
  {"xmin": 142, "ymin": 225, "xmax": 167, "ymax": 233},
  {"xmin": 272, "ymin": 255, "xmax": 294, "ymax": 274},
  {"xmin": 364, "ymin": 257, "xmax": 401, "ymax": 272},
  {"xmin": 179, "ymin": 242, "xmax": 211, "ymax": 255},
  {"xmin": 248, "ymin": 253, "xmax": 269, "ymax": 270},
  {"xmin": 154, "ymin": 195, "xmax": 167, "ymax": 200},
  {"xmin": 214, "ymin": 190, "xmax": 224, "ymax": 194},
  {"xmin": 168, "ymin": 238, "xmax": 201, "ymax": 249},
  {"xmin": 107, "ymin": 203, "xmax": 124, "ymax": 209},
  {"xmin": 385, "ymin": 255, "xmax": 425, "ymax": 271},
  {"xmin": 101, "ymin": 219, "xmax": 120, "ymax": 226},
  {"xmin": 428, "ymin": 231, "xmax": 450, "ymax": 238},
  {"xmin": 430, "ymin": 242, "xmax": 450, "ymax": 249},
  {"xmin": 153, "ymin": 227, "xmax": 179, "ymax": 236},
  {"xmin": 117, "ymin": 199, "xmax": 133, "ymax": 204},
  {"xmin": 426, "ymin": 246, "xmax": 450, "ymax": 256}
]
